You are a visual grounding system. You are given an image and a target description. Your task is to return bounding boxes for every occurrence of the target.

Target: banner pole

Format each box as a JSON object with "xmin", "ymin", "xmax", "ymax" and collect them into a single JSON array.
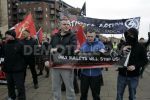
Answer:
[{"xmin": 149, "ymin": 24, "xmax": 150, "ymax": 32}]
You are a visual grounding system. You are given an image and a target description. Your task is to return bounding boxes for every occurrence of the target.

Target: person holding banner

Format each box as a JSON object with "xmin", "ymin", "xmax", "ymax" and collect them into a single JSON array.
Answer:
[
  {"xmin": 79, "ymin": 31, "xmax": 105, "ymax": 100},
  {"xmin": 1, "ymin": 30, "xmax": 26, "ymax": 100},
  {"xmin": 116, "ymin": 28, "xmax": 148, "ymax": 100},
  {"xmin": 49, "ymin": 18, "xmax": 76, "ymax": 100}
]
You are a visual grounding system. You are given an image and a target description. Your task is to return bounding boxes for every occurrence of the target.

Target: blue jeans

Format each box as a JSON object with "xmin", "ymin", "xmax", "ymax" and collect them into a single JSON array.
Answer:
[{"xmin": 116, "ymin": 75, "xmax": 139, "ymax": 100}]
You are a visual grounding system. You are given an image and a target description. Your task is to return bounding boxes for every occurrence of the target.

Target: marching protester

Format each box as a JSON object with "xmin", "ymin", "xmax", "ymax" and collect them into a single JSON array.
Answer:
[
  {"xmin": 21, "ymin": 30, "xmax": 39, "ymax": 89},
  {"xmin": 103, "ymin": 38, "xmax": 113, "ymax": 71},
  {"xmin": 1, "ymin": 30, "xmax": 26, "ymax": 100},
  {"xmin": 116, "ymin": 28, "xmax": 148, "ymax": 100},
  {"xmin": 37, "ymin": 37, "xmax": 50, "ymax": 78},
  {"xmin": 47, "ymin": 17, "xmax": 77, "ymax": 100},
  {"xmin": 79, "ymin": 31, "xmax": 105, "ymax": 100},
  {"xmin": 138, "ymin": 33, "xmax": 150, "ymax": 78},
  {"xmin": 118, "ymin": 38, "xmax": 126, "ymax": 51}
]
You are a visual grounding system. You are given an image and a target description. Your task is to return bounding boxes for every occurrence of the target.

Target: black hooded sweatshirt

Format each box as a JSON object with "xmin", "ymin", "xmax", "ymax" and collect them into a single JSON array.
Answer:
[
  {"xmin": 118, "ymin": 28, "xmax": 148, "ymax": 77},
  {"xmin": 2, "ymin": 39, "xmax": 26, "ymax": 73}
]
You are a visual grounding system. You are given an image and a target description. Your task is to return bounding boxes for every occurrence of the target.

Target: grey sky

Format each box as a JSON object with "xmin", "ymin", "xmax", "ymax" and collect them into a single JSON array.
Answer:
[{"xmin": 63, "ymin": 0, "xmax": 150, "ymax": 39}]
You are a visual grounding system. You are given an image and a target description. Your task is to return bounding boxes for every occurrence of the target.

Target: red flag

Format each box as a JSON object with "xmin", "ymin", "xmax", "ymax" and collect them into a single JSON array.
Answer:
[
  {"xmin": 36, "ymin": 28, "xmax": 43, "ymax": 44},
  {"xmin": 76, "ymin": 26, "xmax": 86, "ymax": 47},
  {"xmin": 15, "ymin": 13, "xmax": 36, "ymax": 38}
]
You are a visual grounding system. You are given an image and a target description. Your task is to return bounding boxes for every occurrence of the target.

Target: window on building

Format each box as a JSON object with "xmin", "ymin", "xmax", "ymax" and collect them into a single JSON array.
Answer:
[
  {"xmin": 8, "ymin": 10, "xmax": 11, "ymax": 14},
  {"xmin": 9, "ymin": 16, "xmax": 11, "ymax": 19},
  {"xmin": 46, "ymin": 8, "xmax": 48, "ymax": 12},
  {"xmin": 50, "ymin": 10, "xmax": 55, "ymax": 14},
  {"xmin": 51, "ymin": 15, "xmax": 55, "ymax": 19},
  {"xmin": 38, "ymin": 7, "xmax": 42, "ymax": 10},
  {"xmin": 51, "ymin": 21, "xmax": 55, "ymax": 29},
  {"xmin": 50, "ymin": 4, "xmax": 54, "ymax": 8},
  {"xmin": 8, "ymin": 4, "xmax": 11, "ymax": 8},
  {"xmin": 46, "ymin": 14, "xmax": 48, "ymax": 18}
]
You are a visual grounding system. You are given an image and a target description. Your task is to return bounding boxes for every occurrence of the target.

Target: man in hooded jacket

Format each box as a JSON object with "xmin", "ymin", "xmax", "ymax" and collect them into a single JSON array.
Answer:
[
  {"xmin": 2, "ymin": 30, "xmax": 26, "ymax": 100},
  {"xmin": 116, "ymin": 28, "xmax": 148, "ymax": 100}
]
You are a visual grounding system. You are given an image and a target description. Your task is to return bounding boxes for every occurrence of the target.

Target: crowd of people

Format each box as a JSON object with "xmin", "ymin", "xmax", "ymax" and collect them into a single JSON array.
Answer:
[{"xmin": 0, "ymin": 17, "xmax": 149, "ymax": 100}]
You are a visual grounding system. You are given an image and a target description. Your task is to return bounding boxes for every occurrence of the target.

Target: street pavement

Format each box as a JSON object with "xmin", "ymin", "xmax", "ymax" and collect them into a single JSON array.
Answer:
[{"xmin": 0, "ymin": 65, "xmax": 150, "ymax": 100}]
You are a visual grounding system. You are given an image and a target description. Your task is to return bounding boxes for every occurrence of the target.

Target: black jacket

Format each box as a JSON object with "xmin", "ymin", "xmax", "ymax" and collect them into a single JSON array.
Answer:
[
  {"xmin": 2, "ymin": 40, "xmax": 26, "ymax": 73},
  {"xmin": 51, "ymin": 30, "xmax": 77, "ymax": 56},
  {"xmin": 118, "ymin": 43, "xmax": 148, "ymax": 77},
  {"xmin": 21, "ymin": 37, "xmax": 37, "ymax": 64}
]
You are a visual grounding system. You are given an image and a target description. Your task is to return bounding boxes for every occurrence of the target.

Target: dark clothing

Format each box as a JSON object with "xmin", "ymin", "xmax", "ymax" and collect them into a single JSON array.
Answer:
[
  {"xmin": 118, "ymin": 43, "xmax": 148, "ymax": 77},
  {"xmin": 37, "ymin": 41, "xmax": 50, "ymax": 77},
  {"xmin": 80, "ymin": 75, "xmax": 102, "ymax": 100},
  {"xmin": 22, "ymin": 38, "xmax": 37, "ymax": 63},
  {"xmin": 117, "ymin": 28, "xmax": 148, "ymax": 100},
  {"xmin": 2, "ymin": 40, "xmax": 26, "ymax": 73},
  {"xmin": 1, "ymin": 39, "xmax": 26, "ymax": 100},
  {"xmin": 21, "ymin": 38, "xmax": 38, "ymax": 85},
  {"xmin": 25, "ymin": 63, "xmax": 38, "ymax": 85},
  {"xmin": 50, "ymin": 30, "xmax": 77, "ymax": 56},
  {"xmin": 6, "ymin": 72, "xmax": 26, "ymax": 100},
  {"xmin": 118, "ymin": 40, "xmax": 126, "ymax": 50}
]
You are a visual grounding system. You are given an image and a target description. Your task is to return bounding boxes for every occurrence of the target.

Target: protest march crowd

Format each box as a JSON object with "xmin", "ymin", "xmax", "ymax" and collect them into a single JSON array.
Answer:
[{"xmin": 0, "ymin": 16, "xmax": 150, "ymax": 100}]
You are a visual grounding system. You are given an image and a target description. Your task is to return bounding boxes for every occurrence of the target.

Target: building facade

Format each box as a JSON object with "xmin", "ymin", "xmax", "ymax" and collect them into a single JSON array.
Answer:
[
  {"xmin": 7, "ymin": 0, "xmax": 75, "ymax": 34},
  {"xmin": 18, "ymin": 0, "xmax": 74, "ymax": 33},
  {"xmin": 7, "ymin": 0, "xmax": 19, "ymax": 28},
  {"xmin": 0, "ymin": 0, "xmax": 8, "ymax": 35}
]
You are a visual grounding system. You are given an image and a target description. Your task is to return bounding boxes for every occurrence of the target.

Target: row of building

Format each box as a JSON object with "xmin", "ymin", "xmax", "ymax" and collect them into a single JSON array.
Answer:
[{"xmin": 0, "ymin": 0, "xmax": 81, "ymax": 35}]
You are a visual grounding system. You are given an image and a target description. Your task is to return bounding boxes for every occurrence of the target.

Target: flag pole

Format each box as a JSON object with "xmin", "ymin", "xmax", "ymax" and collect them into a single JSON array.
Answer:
[
  {"xmin": 149, "ymin": 24, "xmax": 150, "ymax": 32},
  {"xmin": 36, "ymin": 28, "xmax": 41, "ymax": 45}
]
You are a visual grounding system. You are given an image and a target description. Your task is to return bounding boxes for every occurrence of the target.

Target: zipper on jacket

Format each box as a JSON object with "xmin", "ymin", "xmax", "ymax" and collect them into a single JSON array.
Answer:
[
  {"xmin": 90, "ymin": 45, "xmax": 93, "ymax": 76},
  {"xmin": 126, "ymin": 69, "xmax": 127, "ymax": 76},
  {"xmin": 90, "ymin": 69, "xmax": 92, "ymax": 76}
]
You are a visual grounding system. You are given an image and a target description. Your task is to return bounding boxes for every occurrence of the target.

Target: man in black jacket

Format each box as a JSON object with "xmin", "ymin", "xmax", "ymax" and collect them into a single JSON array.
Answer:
[
  {"xmin": 49, "ymin": 18, "xmax": 77, "ymax": 100},
  {"xmin": 21, "ymin": 30, "xmax": 39, "ymax": 89},
  {"xmin": 2, "ymin": 30, "xmax": 26, "ymax": 100},
  {"xmin": 116, "ymin": 28, "xmax": 148, "ymax": 100}
]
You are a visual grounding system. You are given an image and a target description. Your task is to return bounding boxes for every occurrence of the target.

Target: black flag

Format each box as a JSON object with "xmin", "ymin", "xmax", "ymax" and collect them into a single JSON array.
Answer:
[{"xmin": 80, "ymin": 2, "xmax": 86, "ymax": 16}]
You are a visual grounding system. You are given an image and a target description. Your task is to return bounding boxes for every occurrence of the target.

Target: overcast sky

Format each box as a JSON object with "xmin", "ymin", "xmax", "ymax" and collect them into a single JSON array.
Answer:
[{"xmin": 63, "ymin": 0, "xmax": 150, "ymax": 39}]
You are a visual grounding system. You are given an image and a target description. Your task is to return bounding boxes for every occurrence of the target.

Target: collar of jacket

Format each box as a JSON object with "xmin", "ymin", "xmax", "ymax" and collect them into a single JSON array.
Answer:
[
  {"xmin": 86, "ymin": 38, "xmax": 99, "ymax": 45},
  {"xmin": 57, "ymin": 29, "xmax": 72, "ymax": 37},
  {"xmin": 6, "ymin": 39, "xmax": 16, "ymax": 44}
]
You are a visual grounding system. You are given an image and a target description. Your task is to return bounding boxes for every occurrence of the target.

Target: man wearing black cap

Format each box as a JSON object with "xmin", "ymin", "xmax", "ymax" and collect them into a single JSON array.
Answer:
[
  {"xmin": 2, "ymin": 30, "xmax": 26, "ymax": 100},
  {"xmin": 116, "ymin": 28, "xmax": 148, "ymax": 100}
]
